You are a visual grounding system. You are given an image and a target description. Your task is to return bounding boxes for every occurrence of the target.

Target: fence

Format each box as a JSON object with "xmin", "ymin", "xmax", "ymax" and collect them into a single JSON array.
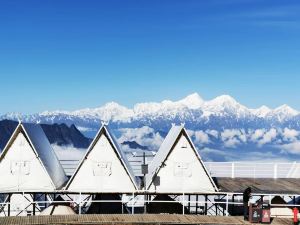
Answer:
[
  {"xmin": 204, "ymin": 162, "xmax": 300, "ymax": 178},
  {"xmin": 60, "ymin": 159, "xmax": 300, "ymax": 178},
  {"xmin": 1, "ymin": 191, "xmax": 300, "ymax": 217}
]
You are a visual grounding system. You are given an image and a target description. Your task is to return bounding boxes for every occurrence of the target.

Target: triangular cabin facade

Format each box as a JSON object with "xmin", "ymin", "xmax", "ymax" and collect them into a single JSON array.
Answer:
[
  {"xmin": 66, "ymin": 125, "xmax": 138, "ymax": 193},
  {"xmin": 146, "ymin": 125, "xmax": 217, "ymax": 193},
  {"xmin": 0, "ymin": 123, "xmax": 68, "ymax": 192}
]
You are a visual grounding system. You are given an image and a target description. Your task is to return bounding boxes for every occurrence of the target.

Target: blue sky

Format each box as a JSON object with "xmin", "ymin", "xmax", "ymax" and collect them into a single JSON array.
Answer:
[{"xmin": 0, "ymin": 0, "xmax": 300, "ymax": 113}]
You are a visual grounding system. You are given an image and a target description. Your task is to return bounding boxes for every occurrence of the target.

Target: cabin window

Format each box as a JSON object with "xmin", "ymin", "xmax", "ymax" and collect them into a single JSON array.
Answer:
[
  {"xmin": 92, "ymin": 161, "xmax": 112, "ymax": 176},
  {"xmin": 10, "ymin": 161, "xmax": 30, "ymax": 175},
  {"xmin": 174, "ymin": 162, "xmax": 192, "ymax": 177}
]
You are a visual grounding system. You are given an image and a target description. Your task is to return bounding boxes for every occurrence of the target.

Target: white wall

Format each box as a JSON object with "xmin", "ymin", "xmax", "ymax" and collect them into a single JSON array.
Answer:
[
  {"xmin": 148, "ymin": 135, "xmax": 215, "ymax": 193},
  {"xmin": 67, "ymin": 134, "xmax": 136, "ymax": 192},
  {"xmin": 0, "ymin": 133, "xmax": 54, "ymax": 192}
]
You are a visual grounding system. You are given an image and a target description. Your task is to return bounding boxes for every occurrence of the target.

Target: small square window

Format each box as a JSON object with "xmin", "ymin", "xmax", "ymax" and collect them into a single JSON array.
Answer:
[
  {"xmin": 92, "ymin": 161, "xmax": 112, "ymax": 176},
  {"xmin": 10, "ymin": 161, "xmax": 30, "ymax": 175}
]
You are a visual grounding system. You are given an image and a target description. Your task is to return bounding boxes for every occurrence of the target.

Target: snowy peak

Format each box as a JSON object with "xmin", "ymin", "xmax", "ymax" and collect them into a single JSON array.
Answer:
[
  {"xmin": 133, "ymin": 93, "xmax": 204, "ymax": 117},
  {"xmin": 202, "ymin": 95, "xmax": 249, "ymax": 117},
  {"xmin": 273, "ymin": 104, "xmax": 298, "ymax": 116},
  {"xmin": 72, "ymin": 102, "xmax": 133, "ymax": 122},
  {"xmin": 269, "ymin": 104, "xmax": 299, "ymax": 121},
  {"xmin": 177, "ymin": 93, "xmax": 204, "ymax": 109},
  {"xmin": 252, "ymin": 105, "xmax": 272, "ymax": 118},
  {"xmin": 209, "ymin": 95, "xmax": 238, "ymax": 105}
]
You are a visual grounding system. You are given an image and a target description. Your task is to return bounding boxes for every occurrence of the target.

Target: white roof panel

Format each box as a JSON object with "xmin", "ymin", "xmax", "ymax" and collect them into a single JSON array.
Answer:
[
  {"xmin": 22, "ymin": 123, "xmax": 68, "ymax": 189},
  {"xmin": 145, "ymin": 125, "xmax": 183, "ymax": 187}
]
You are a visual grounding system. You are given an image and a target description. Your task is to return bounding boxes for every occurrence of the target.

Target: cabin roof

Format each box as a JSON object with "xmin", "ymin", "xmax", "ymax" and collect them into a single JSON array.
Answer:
[{"xmin": 0, "ymin": 123, "xmax": 68, "ymax": 190}]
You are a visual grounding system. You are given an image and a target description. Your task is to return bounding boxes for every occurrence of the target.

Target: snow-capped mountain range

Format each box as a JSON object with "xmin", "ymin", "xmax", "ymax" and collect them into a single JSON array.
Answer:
[
  {"xmin": 2, "ymin": 93, "xmax": 300, "ymax": 161},
  {"xmin": 2, "ymin": 93, "xmax": 299, "ymax": 127}
]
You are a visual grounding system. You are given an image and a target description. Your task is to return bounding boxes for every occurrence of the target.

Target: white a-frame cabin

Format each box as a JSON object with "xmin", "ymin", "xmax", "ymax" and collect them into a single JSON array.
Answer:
[
  {"xmin": 145, "ymin": 125, "xmax": 218, "ymax": 193},
  {"xmin": 0, "ymin": 123, "xmax": 68, "ymax": 192},
  {"xmin": 66, "ymin": 125, "xmax": 138, "ymax": 193}
]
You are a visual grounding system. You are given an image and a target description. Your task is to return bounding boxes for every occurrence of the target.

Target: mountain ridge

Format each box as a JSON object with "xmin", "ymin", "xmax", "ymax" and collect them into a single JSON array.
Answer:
[
  {"xmin": 1, "ymin": 93, "xmax": 299, "ymax": 125},
  {"xmin": 2, "ymin": 93, "xmax": 300, "ymax": 162}
]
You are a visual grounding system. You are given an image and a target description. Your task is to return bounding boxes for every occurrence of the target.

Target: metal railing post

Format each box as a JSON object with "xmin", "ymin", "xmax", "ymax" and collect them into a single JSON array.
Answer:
[
  {"xmin": 225, "ymin": 194, "xmax": 229, "ymax": 216},
  {"xmin": 274, "ymin": 164, "xmax": 278, "ymax": 179},
  {"xmin": 8, "ymin": 194, "xmax": 11, "ymax": 217},
  {"xmin": 182, "ymin": 192, "xmax": 185, "ymax": 215},
  {"xmin": 79, "ymin": 192, "xmax": 82, "ymax": 215},
  {"xmin": 22, "ymin": 192, "xmax": 25, "ymax": 215},
  {"xmin": 132, "ymin": 192, "xmax": 134, "ymax": 214},
  {"xmin": 231, "ymin": 162, "xmax": 235, "ymax": 178}
]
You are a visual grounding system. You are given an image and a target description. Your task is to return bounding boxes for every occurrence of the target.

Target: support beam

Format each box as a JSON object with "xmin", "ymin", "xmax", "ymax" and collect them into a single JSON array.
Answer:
[
  {"xmin": 204, "ymin": 195, "xmax": 208, "ymax": 215},
  {"xmin": 231, "ymin": 194, "xmax": 235, "ymax": 216},
  {"xmin": 215, "ymin": 196, "xmax": 218, "ymax": 216},
  {"xmin": 33, "ymin": 194, "xmax": 36, "ymax": 216},
  {"xmin": 188, "ymin": 195, "xmax": 191, "ymax": 214},
  {"xmin": 195, "ymin": 195, "xmax": 198, "ymax": 215},
  {"xmin": 182, "ymin": 193, "xmax": 185, "ymax": 215},
  {"xmin": 8, "ymin": 194, "xmax": 11, "ymax": 217}
]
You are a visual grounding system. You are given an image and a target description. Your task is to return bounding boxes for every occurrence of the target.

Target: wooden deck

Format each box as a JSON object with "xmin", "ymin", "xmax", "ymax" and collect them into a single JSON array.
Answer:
[
  {"xmin": 0, "ymin": 214, "xmax": 294, "ymax": 225},
  {"xmin": 216, "ymin": 178, "xmax": 300, "ymax": 194}
]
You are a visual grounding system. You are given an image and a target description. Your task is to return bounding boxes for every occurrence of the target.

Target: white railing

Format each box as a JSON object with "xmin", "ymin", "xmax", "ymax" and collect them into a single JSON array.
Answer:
[
  {"xmin": 1, "ymin": 192, "xmax": 300, "ymax": 217},
  {"xmin": 204, "ymin": 162, "xmax": 300, "ymax": 178},
  {"xmin": 59, "ymin": 159, "xmax": 300, "ymax": 178}
]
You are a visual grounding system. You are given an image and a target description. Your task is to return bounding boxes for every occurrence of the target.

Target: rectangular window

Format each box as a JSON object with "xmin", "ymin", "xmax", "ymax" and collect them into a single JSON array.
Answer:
[
  {"xmin": 92, "ymin": 162, "xmax": 112, "ymax": 176},
  {"xmin": 10, "ymin": 161, "xmax": 30, "ymax": 175}
]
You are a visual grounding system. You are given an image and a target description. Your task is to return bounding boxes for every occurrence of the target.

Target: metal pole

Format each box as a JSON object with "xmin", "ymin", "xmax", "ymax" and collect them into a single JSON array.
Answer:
[
  {"xmin": 274, "ymin": 164, "xmax": 278, "ymax": 179},
  {"xmin": 22, "ymin": 192, "xmax": 25, "ymax": 215},
  {"xmin": 79, "ymin": 192, "xmax": 81, "ymax": 215},
  {"xmin": 231, "ymin": 194, "xmax": 235, "ymax": 216},
  {"xmin": 182, "ymin": 192, "xmax": 185, "ymax": 215},
  {"xmin": 8, "ymin": 193, "xmax": 11, "ymax": 217},
  {"xmin": 33, "ymin": 193, "xmax": 35, "ymax": 216},
  {"xmin": 215, "ymin": 195, "xmax": 218, "ymax": 216},
  {"xmin": 188, "ymin": 195, "xmax": 191, "ymax": 214},
  {"xmin": 132, "ymin": 192, "xmax": 134, "ymax": 214},
  {"xmin": 44, "ymin": 193, "xmax": 47, "ymax": 209},
  {"xmin": 195, "ymin": 195, "xmax": 198, "ymax": 215},
  {"xmin": 204, "ymin": 195, "xmax": 208, "ymax": 215},
  {"xmin": 225, "ymin": 194, "xmax": 229, "ymax": 216},
  {"xmin": 144, "ymin": 194, "xmax": 147, "ymax": 214}
]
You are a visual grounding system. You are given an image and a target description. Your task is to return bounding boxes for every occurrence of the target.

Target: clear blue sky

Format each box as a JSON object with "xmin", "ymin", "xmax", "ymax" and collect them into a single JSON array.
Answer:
[{"xmin": 0, "ymin": 0, "xmax": 300, "ymax": 114}]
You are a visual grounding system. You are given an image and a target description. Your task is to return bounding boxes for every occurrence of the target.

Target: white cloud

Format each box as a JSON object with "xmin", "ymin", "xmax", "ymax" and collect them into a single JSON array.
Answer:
[
  {"xmin": 258, "ymin": 128, "xmax": 277, "ymax": 146},
  {"xmin": 224, "ymin": 137, "xmax": 240, "ymax": 148},
  {"xmin": 280, "ymin": 142, "xmax": 300, "ymax": 155},
  {"xmin": 186, "ymin": 129, "xmax": 195, "ymax": 137},
  {"xmin": 52, "ymin": 144, "xmax": 86, "ymax": 160},
  {"xmin": 250, "ymin": 129, "xmax": 265, "ymax": 142},
  {"xmin": 282, "ymin": 128, "xmax": 299, "ymax": 142},
  {"xmin": 239, "ymin": 129, "xmax": 247, "ymax": 143},
  {"xmin": 221, "ymin": 129, "xmax": 241, "ymax": 140},
  {"xmin": 118, "ymin": 126, "xmax": 164, "ymax": 151},
  {"xmin": 194, "ymin": 130, "xmax": 210, "ymax": 145},
  {"xmin": 206, "ymin": 129, "xmax": 219, "ymax": 138},
  {"xmin": 76, "ymin": 126, "xmax": 97, "ymax": 132},
  {"xmin": 220, "ymin": 129, "xmax": 247, "ymax": 148}
]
